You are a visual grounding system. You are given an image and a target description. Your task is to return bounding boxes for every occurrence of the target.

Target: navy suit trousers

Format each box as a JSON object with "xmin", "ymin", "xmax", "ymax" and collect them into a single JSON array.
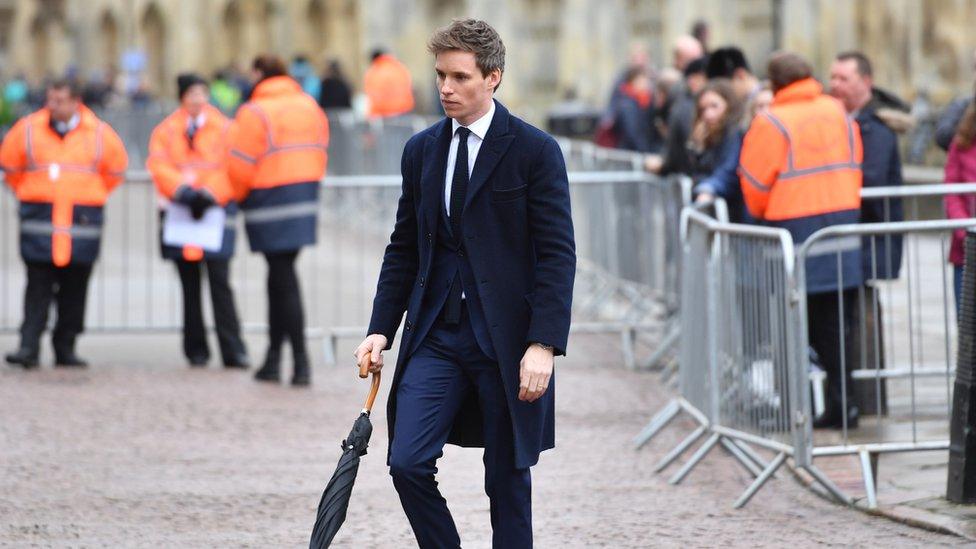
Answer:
[{"xmin": 389, "ymin": 304, "xmax": 532, "ymax": 549}]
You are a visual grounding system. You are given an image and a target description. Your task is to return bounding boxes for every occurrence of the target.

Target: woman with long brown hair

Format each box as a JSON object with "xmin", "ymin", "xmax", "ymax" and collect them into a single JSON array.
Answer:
[{"xmin": 689, "ymin": 79, "xmax": 751, "ymax": 222}]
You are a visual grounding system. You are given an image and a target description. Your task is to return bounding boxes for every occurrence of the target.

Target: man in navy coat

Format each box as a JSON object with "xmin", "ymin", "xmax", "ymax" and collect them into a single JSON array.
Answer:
[{"xmin": 355, "ymin": 19, "xmax": 576, "ymax": 548}]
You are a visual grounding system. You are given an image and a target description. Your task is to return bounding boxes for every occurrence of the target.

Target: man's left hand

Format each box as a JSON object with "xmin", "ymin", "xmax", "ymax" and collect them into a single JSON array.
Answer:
[{"xmin": 519, "ymin": 343, "xmax": 554, "ymax": 402}]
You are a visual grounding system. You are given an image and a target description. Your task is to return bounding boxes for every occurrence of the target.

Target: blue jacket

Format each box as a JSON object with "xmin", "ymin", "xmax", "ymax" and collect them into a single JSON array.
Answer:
[
  {"xmin": 856, "ymin": 106, "xmax": 904, "ymax": 280},
  {"xmin": 692, "ymin": 128, "xmax": 755, "ymax": 224},
  {"xmin": 368, "ymin": 101, "xmax": 576, "ymax": 469}
]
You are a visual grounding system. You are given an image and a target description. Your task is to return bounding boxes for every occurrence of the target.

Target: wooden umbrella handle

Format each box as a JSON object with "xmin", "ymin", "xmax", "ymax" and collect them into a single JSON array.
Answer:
[{"xmin": 358, "ymin": 354, "xmax": 382, "ymax": 414}]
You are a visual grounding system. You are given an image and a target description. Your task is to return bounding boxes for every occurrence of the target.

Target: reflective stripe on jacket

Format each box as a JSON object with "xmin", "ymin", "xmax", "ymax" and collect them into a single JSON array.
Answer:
[
  {"xmin": 0, "ymin": 105, "xmax": 128, "ymax": 265},
  {"xmin": 739, "ymin": 78, "xmax": 864, "ymax": 293}
]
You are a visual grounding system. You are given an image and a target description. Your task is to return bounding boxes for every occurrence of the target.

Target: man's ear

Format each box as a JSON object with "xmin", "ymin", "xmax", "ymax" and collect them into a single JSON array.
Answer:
[{"xmin": 488, "ymin": 69, "xmax": 502, "ymax": 91}]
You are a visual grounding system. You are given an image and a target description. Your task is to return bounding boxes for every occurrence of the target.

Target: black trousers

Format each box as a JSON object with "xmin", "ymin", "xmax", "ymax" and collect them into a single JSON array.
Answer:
[
  {"xmin": 19, "ymin": 261, "xmax": 93, "ymax": 354},
  {"xmin": 807, "ymin": 288, "xmax": 859, "ymax": 417},
  {"xmin": 265, "ymin": 251, "xmax": 306, "ymax": 357},
  {"xmin": 175, "ymin": 258, "xmax": 246, "ymax": 363}
]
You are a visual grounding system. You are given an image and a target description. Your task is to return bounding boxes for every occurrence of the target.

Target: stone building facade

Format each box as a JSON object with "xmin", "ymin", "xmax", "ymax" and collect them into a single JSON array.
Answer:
[{"xmin": 0, "ymin": 0, "xmax": 974, "ymax": 117}]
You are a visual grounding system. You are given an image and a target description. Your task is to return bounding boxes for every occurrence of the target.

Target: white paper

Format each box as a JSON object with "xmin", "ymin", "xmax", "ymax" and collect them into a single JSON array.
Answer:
[{"xmin": 162, "ymin": 202, "xmax": 226, "ymax": 252}]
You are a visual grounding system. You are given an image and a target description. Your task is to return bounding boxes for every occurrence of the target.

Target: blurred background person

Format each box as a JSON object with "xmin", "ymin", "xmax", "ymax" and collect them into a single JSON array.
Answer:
[
  {"xmin": 672, "ymin": 34, "xmax": 704, "ymax": 72},
  {"xmin": 0, "ymin": 80, "xmax": 128, "ymax": 368},
  {"xmin": 740, "ymin": 52, "xmax": 864, "ymax": 430},
  {"xmin": 705, "ymin": 47, "xmax": 762, "ymax": 128},
  {"xmin": 211, "ymin": 69, "xmax": 243, "ymax": 115},
  {"xmin": 290, "ymin": 54, "xmax": 322, "ymax": 104},
  {"xmin": 228, "ymin": 55, "xmax": 329, "ymax": 387},
  {"xmin": 829, "ymin": 51, "xmax": 908, "ymax": 415},
  {"xmin": 363, "ymin": 48, "xmax": 415, "ymax": 118},
  {"xmin": 611, "ymin": 66, "xmax": 658, "ymax": 153},
  {"xmin": 944, "ymin": 84, "xmax": 976, "ymax": 313},
  {"xmin": 147, "ymin": 73, "xmax": 249, "ymax": 369},
  {"xmin": 318, "ymin": 59, "xmax": 353, "ymax": 111},
  {"xmin": 647, "ymin": 55, "xmax": 708, "ymax": 174},
  {"xmin": 689, "ymin": 79, "xmax": 751, "ymax": 223}
]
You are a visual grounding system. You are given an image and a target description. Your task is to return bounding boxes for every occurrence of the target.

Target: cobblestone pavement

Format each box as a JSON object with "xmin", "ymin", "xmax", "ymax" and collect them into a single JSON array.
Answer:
[{"xmin": 0, "ymin": 332, "xmax": 965, "ymax": 548}]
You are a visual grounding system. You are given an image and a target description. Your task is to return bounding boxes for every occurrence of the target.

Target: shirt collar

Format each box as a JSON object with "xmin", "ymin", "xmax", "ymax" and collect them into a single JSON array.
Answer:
[
  {"xmin": 188, "ymin": 112, "xmax": 206, "ymax": 128},
  {"xmin": 55, "ymin": 113, "xmax": 80, "ymax": 132},
  {"xmin": 451, "ymin": 100, "xmax": 495, "ymax": 140}
]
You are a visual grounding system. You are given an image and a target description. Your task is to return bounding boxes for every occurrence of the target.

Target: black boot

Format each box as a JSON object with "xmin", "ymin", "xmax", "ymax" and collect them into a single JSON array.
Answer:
[
  {"xmin": 254, "ymin": 348, "xmax": 281, "ymax": 382},
  {"xmin": 5, "ymin": 347, "xmax": 39, "ymax": 369},
  {"xmin": 54, "ymin": 349, "xmax": 89, "ymax": 368},
  {"xmin": 291, "ymin": 350, "xmax": 310, "ymax": 387}
]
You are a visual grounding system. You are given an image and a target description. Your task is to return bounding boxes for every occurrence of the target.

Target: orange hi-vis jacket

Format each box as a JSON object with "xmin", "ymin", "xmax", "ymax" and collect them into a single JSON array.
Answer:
[
  {"xmin": 364, "ymin": 54, "xmax": 415, "ymax": 118},
  {"xmin": 228, "ymin": 76, "xmax": 328, "ymax": 253},
  {"xmin": 147, "ymin": 104, "xmax": 237, "ymax": 262},
  {"xmin": 739, "ymin": 77, "xmax": 864, "ymax": 293},
  {"xmin": 0, "ymin": 105, "xmax": 128, "ymax": 266}
]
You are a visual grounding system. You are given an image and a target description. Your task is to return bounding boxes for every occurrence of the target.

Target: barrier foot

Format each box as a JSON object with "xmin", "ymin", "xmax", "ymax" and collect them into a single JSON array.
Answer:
[
  {"xmin": 722, "ymin": 437, "xmax": 763, "ymax": 478},
  {"xmin": 803, "ymin": 464, "xmax": 853, "ymax": 506},
  {"xmin": 730, "ymin": 439, "xmax": 774, "ymax": 477},
  {"xmin": 654, "ymin": 425, "xmax": 706, "ymax": 473},
  {"xmin": 733, "ymin": 451, "xmax": 786, "ymax": 508},
  {"xmin": 633, "ymin": 400, "xmax": 681, "ymax": 449},
  {"xmin": 621, "ymin": 328, "xmax": 636, "ymax": 370},
  {"xmin": 641, "ymin": 325, "xmax": 680, "ymax": 370},
  {"xmin": 669, "ymin": 432, "xmax": 721, "ymax": 485},
  {"xmin": 859, "ymin": 450, "xmax": 878, "ymax": 509}
]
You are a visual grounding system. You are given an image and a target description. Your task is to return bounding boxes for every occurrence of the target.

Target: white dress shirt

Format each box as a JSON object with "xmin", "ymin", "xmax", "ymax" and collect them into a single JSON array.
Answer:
[{"xmin": 444, "ymin": 100, "xmax": 495, "ymax": 214}]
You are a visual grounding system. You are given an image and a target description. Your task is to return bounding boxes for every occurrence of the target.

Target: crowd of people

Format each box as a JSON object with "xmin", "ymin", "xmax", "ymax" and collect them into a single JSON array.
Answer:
[{"xmin": 600, "ymin": 31, "xmax": 976, "ymax": 429}]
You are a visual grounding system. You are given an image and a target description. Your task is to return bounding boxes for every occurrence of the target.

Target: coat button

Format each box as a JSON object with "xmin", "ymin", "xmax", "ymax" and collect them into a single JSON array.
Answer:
[
  {"xmin": 420, "ymin": 277, "xmax": 425, "ymax": 287},
  {"xmin": 405, "ymin": 321, "xmax": 412, "ymax": 331},
  {"xmin": 458, "ymin": 249, "xmax": 465, "ymax": 257},
  {"xmin": 426, "ymin": 232, "xmax": 432, "ymax": 240}
]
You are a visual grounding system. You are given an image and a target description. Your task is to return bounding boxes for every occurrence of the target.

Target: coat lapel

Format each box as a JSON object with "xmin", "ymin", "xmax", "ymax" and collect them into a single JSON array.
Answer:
[
  {"xmin": 420, "ymin": 119, "xmax": 452, "ymax": 233},
  {"xmin": 465, "ymin": 100, "xmax": 514, "ymax": 210}
]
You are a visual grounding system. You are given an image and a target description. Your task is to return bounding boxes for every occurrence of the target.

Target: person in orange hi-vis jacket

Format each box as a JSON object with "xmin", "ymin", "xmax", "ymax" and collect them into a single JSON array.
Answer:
[
  {"xmin": 364, "ymin": 48, "xmax": 416, "ymax": 118},
  {"xmin": 0, "ymin": 79, "xmax": 128, "ymax": 369},
  {"xmin": 227, "ymin": 55, "xmax": 328, "ymax": 387},
  {"xmin": 739, "ymin": 52, "xmax": 864, "ymax": 430},
  {"xmin": 147, "ymin": 73, "xmax": 249, "ymax": 369}
]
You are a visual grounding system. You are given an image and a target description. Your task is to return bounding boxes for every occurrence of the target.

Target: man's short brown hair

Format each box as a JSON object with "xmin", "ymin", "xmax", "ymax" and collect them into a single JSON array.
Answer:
[
  {"xmin": 836, "ymin": 51, "xmax": 873, "ymax": 78},
  {"xmin": 766, "ymin": 51, "xmax": 813, "ymax": 93},
  {"xmin": 428, "ymin": 19, "xmax": 506, "ymax": 91}
]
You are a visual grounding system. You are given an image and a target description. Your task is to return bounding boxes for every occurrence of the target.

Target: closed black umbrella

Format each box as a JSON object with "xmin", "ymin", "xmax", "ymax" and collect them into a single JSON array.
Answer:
[{"xmin": 309, "ymin": 360, "xmax": 381, "ymax": 548}]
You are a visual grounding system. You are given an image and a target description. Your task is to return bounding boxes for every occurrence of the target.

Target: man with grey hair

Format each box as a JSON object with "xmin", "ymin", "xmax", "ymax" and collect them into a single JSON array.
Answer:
[{"xmin": 356, "ymin": 18, "xmax": 576, "ymax": 548}]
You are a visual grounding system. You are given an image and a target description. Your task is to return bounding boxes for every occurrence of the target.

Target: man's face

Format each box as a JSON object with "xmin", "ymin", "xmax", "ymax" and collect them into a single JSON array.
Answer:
[
  {"xmin": 686, "ymin": 72, "xmax": 707, "ymax": 95},
  {"xmin": 435, "ymin": 50, "xmax": 500, "ymax": 126},
  {"xmin": 181, "ymin": 84, "xmax": 209, "ymax": 117},
  {"xmin": 46, "ymin": 87, "xmax": 79, "ymax": 123},
  {"xmin": 829, "ymin": 59, "xmax": 871, "ymax": 113}
]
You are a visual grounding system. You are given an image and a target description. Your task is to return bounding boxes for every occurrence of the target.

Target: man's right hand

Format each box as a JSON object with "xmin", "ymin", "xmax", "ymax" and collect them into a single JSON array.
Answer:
[{"xmin": 355, "ymin": 334, "xmax": 388, "ymax": 373}]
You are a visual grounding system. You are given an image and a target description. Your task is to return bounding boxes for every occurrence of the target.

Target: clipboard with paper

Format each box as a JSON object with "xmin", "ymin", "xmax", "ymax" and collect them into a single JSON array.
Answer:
[{"xmin": 162, "ymin": 203, "xmax": 226, "ymax": 252}]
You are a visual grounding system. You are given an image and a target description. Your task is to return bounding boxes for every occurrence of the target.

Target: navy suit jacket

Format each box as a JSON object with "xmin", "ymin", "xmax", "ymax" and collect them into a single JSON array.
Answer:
[{"xmin": 368, "ymin": 100, "xmax": 576, "ymax": 469}]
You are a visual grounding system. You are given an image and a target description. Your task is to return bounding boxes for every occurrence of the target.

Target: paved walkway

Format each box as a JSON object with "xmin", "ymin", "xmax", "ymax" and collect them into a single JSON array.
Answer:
[{"xmin": 0, "ymin": 332, "xmax": 963, "ymax": 547}]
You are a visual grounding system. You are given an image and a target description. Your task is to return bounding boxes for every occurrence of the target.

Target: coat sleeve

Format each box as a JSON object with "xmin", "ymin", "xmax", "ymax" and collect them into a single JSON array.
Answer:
[
  {"xmin": 366, "ymin": 136, "xmax": 420, "ymax": 347},
  {"xmin": 0, "ymin": 118, "xmax": 27, "ymax": 192},
  {"xmin": 936, "ymin": 98, "xmax": 969, "ymax": 152},
  {"xmin": 146, "ymin": 124, "xmax": 185, "ymax": 199},
  {"xmin": 739, "ymin": 114, "xmax": 787, "ymax": 220},
  {"xmin": 695, "ymin": 130, "xmax": 742, "ymax": 199},
  {"xmin": 944, "ymin": 142, "xmax": 970, "ymax": 220},
  {"xmin": 525, "ymin": 137, "xmax": 577, "ymax": 356},
  {"xmin": 226, "ymin": 105, "xmax": 266, "ymax": 201},
  {"xmin": 98, "ymin": 124, "xmax": 128, "ymax": 193}
]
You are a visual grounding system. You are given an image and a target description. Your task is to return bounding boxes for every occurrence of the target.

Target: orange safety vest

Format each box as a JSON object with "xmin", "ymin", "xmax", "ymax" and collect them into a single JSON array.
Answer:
[
  {"xmin": 0, "ymin": 105, "xmax": 128, "ymax": 266},
  {"xmin": 364, "ymin": 54, "xmax": 415, "ymax": 118},
  {"xmin": 227, "ymin": 76, "xmax": 328, "ymax": 253},
  {"xmin": 739, "ymin": 77, "xmax": 864, "ymax": 293},
  {"xmin": 739, "ymin": 78, "xmax": 863, "ymax": 222},
  {"xmin": 227, "ymin": 76, "xmax": 328, "ymax": 194},
  {"xmin": 147, "ymin": 104, "xmax": 236, "ymax": 261}
]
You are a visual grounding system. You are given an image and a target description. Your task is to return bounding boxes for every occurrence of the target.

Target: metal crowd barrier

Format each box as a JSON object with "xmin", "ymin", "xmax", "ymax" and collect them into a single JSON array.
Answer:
[
  {"xmin": 0, "ymin": 149, "xmax": 686, "ymax": 371},
  {"xmin": 635, "ymin": 183, "xmax": 976, "ymax": 509}
]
